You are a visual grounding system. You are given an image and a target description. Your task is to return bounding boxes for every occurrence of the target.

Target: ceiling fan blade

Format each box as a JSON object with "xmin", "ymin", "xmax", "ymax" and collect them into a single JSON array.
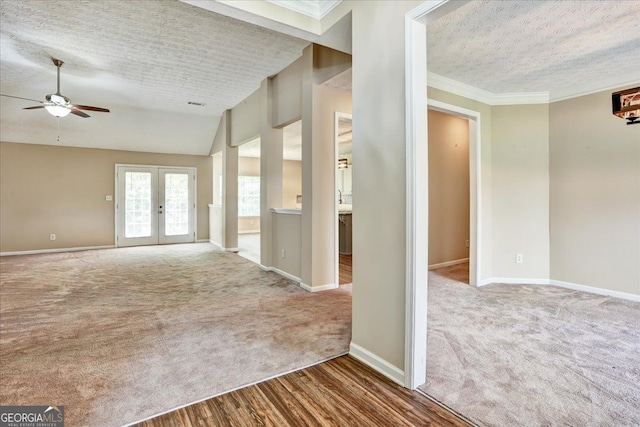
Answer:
[
  {"xmin": 1, "ymin": 94, "xmax": 44, "ymax": 103},
  {"xmin": 70, "ymin": 108, "xmax": 90, "ymax": 118},
  {"xmin": 23, "ymin": 105, "xmax": 46, "ymax": 110},
  {"xmin": 73, "ymin": 104, "xmax": 110, "ymax": 113}
]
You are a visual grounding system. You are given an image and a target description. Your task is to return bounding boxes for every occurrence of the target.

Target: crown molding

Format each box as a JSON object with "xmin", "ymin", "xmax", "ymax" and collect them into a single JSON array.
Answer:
[
  {"xmin": 266, "ymin": 0, "xmax": 342, "ymax": 20},
  {"xmin": 427, "ymin": 72, "xmax": 549, "ymax": 105},
  {"xmin": 550, "ymin": 79, "xmax": 640, "ymax": 103}
]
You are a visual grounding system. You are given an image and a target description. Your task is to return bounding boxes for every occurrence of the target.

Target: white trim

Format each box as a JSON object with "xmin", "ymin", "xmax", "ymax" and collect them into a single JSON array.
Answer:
[
  {"xmin": 259, "ymin": 265, "xmax": 301, "ymax": 283},
  {"xmin": 550, "ymin": 280, "xmax": 640, "ymax": 302},
  {"xmin": 124, "ymin": 351, "xmax": 349, "ymax": 427},
  {"xmin": 209, "ymin": 240, "xmax": 222, "ymax": 248},
  {"xmin": 299, "ymin": 282, "xmax": 338, "ymax": 292},
  {"xmin": 550, "ymin": 79, "xmax": 640, "ymax": 103},
  {"xmin": 427, "ymin": 72, "xmax": 549, "ymax": 105},
  {"xmin": 480, "ymin": 277, "xmax": 550, "ymax": 286},
  {"xmin": 428, "ymin": 258, "xmax": 469, "ymax": 270},
  {"xmin": 223, "ymin": 247, "xmax": 239, "ymax": 252},
  {"xmin": 270, "ymin": 208, "xmax": 302, "ymax": 215},
  {"xmin": 404, "ymin": 9, "xmax": 429, "ymax": 390},
  {"xmin": 196, "ymin": 239, "xmax": 209, "ymax": 243},
  {"xmin": 349, "ymin": 343, "xmax": 405, "ymax": 387},
  {"xmin": 238, "ymin": 230, "xmax": 260, "ymax": 234},
  {"xmin": 0, "ymin": 245, "xmax": 114, "ymax": 257},
  {"xmin": 265, "ymin": 0, "xmax": 342, "ymax": 20}
]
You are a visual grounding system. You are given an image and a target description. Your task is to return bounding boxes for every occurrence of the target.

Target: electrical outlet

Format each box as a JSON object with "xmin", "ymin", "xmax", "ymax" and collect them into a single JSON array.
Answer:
[
  {"xmin": 281, "ymin": 249, "xmax": 286, "ymax": 258},
  {"xmin": 515, "ymin": 253, "xmax": 523, "ymax": 264},
  {"xmin": 106, "ymin": 195, "xmax": 113, "ymax": 201},
  {"xmin": 50, "ymin": 234, "xmax": 56, "ymax": 241}
]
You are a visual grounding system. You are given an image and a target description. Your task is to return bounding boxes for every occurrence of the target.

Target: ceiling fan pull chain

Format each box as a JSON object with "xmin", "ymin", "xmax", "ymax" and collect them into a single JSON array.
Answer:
[{"xmin": 57, "ymin": 117, "xmax": 60, "ymax": 142}]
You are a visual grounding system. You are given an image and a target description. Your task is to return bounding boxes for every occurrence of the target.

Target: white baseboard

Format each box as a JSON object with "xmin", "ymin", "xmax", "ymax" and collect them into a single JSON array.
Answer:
[
  {"xmin": 238, "ymin": 230, "xmax": 260, "ymax": 235},
  {"xmin": 479, "ymin": 277, "xmax": 640, "ymax": 302},
  {"xmin": 259, "ymin": 265, "xmax": 301, "ymax": 283},
  {"xmin": 0, "ymin": 245, "xmax": 115, "ymax": 257},
  {"xmin": 428, "ymin": 257, "xmax": 469, "ymax": 270},
  {"xmin": 224, "ymin": 247, "xmax": 238, "ymax": 252},
  {"xmin": 480, "ymin": 277, "xmax": 550, "ymax": 287},
  {"xmin": 349, "ymin": 342, "xmax": 405, "ymax": 387},
  {"xmin": 550, "ymin": 279, "xmax": 640, "ymax": 303},
  {"xmin": 196, "ymin": 239, "xmax": 210, "ymax": 243},
  {"xmin": 300, "ymin": 282, "xmax": 339, "ymax": 292},
  {"xmin": 209, "ymin": 240, "xmax": 222, "ymax": 248}
]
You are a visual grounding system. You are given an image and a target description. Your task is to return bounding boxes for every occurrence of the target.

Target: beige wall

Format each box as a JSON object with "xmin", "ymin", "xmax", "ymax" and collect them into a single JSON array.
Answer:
[
  {"xmin": 492, "ymin": 104, "xmax": 550, "ymax": 279},
  {"xmin": 239, "ymin": 156, "xmax": 260, "ymax": 176},
  {"xmin": 0, "ymin": 141, "xmax": 212, "ymax": 253},
  {"xmin": 272, "ymin": 56, "xmax": 304, "ymax": 128},
  {"xmin": 230, "ymin": 88, "xmax": 260, "ymax": 146},
  {"xmin": 271, "ymin": 211, "xmax": 302, "ymax": 278},
  {"xmin": 428, "ymin": 109, "xmax": 470, "ymax": 265},
  {"xmin": 283, "ymin": 160, "xmax": 302, "ymax": 209},
  {"xmin": 550, "ymin": 88, "xmax": 640, "ymax": 295}
]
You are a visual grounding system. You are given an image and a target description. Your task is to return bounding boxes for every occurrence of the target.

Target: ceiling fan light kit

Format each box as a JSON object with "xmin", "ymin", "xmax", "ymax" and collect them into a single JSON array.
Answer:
[{"xmin": 0, "ymin": 58, "xmax": 110, "ymax": 119}]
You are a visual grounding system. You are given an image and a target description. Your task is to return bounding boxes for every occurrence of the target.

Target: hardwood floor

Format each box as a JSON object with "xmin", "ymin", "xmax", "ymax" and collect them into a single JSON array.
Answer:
[
  {"xmin": 135, "ymin": 355, "xmax": 471, "ymax": 427},
  {"xmin": 339, "ymin": 254, "xmax": 352, "ymax": 285}
]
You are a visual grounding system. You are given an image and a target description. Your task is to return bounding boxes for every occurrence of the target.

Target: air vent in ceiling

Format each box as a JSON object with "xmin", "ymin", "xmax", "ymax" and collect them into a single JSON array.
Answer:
[{"xmin": 187, "ymin": 101, "xmax": 206, "ymax": 106}]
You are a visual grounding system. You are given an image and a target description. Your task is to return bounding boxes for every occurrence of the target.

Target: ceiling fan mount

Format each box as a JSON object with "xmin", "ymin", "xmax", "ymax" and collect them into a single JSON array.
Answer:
[{"xmin": 0, "ymin": 58, "xmax": 110, "ymax": 118}]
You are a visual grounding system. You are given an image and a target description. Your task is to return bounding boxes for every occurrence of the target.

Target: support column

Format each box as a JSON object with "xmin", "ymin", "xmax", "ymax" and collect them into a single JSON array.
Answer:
[
  {"xmin": 260, "ymin": 78, "xmax": 284, "ymax": 267},
  {"xmin": 300, "ymin": 45, "xmax": 339, "ymax": 291},
  {"xmin": 221, "ymin": 110, "xmax": 239, "ymax": 251}
]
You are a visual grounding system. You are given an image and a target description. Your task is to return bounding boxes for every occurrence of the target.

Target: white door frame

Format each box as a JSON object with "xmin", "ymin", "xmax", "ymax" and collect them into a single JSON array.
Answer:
[
  {"xmin": 335, "ymin": 112, "xmax": 353, "ymax": 287},
  {"xmin": 115, "ymin": 164, "xmax": 197, "ymax": 247},
  {"xmin": 404, "ymin": 0, "xmax": 479, "ymax": 389}
]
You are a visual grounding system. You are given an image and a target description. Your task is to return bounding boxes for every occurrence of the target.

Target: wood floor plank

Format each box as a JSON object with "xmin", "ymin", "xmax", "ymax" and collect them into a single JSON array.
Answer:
[
  {"xmin": 134, "ymin": 355, "xmax": 472, "ymax": 427},
  {"xmin": 339, "ymin": 254, "xmax": 352, "ymax": 284}
]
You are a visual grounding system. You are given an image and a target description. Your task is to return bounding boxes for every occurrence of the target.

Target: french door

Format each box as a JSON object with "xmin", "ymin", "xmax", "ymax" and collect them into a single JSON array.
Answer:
[{"xmin": 116, "ymin": 165, "xmax": 196, "ymax": 247}]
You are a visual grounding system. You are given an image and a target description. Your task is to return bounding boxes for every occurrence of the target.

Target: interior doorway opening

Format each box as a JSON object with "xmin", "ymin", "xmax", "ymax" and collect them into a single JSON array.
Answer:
[
  {"xmin": 335, "ymin": 112, "xmax": 353, "ymax": 286},
  {"xmin": 237, "ymin": 138, "xmax": 261, "ymax": 264},
  {"xmin": 427, "ymin": 109, "xmax": 470, "ymax": 285}
]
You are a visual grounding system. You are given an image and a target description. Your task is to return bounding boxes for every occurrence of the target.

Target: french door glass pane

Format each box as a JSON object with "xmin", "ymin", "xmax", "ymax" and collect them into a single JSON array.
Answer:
[
  {"xmin": 164, "ymin": 173, "xmax": 189, "ymax": 236},
  {"xmin": 125, "ymin": 172, "xmax": 152, "ymax": 238}
]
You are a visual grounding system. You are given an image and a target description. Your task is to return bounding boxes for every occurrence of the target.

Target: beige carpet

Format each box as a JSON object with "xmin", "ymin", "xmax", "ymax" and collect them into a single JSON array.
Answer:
[
  {"xmin": 421, "ymin": 263, "xmax": 640, "ymax": 426},
  {"xmin": 0, "ymin": 243, "xmax": 352, "ymax": 426}
]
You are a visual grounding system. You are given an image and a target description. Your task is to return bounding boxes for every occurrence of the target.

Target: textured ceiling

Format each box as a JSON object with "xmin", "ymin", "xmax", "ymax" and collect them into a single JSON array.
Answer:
[
  {"xmin": 0, "ymin": 0, "xmax": 309, "ymax": 154},
  {"xmin": 427, "ymin": 0, "xmax": 640, "ymax": 98}
]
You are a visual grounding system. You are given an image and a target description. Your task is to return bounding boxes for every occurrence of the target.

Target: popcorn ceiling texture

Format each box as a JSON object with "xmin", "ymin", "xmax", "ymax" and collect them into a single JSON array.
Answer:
[
  {"xmin": 0, "ymin": 244, "xmax": 351, "ymax": 426},
  {"xmin": 0, "ymin": 0, "xmax": 309, "ymax": 116},
  {"xmin": 426, "ymin": 0, "xmax": 640, "ymax": 97}
]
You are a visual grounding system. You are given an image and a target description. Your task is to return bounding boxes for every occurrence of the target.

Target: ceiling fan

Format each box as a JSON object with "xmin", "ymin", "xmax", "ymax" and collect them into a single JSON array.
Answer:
[{"xmin": 0, "ymin": 58, "xmax": 110, "ymax": 118}]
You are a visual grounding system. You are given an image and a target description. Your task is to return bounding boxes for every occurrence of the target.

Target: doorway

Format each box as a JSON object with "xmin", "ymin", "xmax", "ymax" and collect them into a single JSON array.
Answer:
[
  {"xmin": 427, "ymin": 109, "xmax": 470, "ymax": 285},
  {"xmin": 116, "ymin": 165, "xmax": 196, "ymax": 247},
  {"xmin": 335, "ymin": 112, "xmax": 353, "ymax": 285}
]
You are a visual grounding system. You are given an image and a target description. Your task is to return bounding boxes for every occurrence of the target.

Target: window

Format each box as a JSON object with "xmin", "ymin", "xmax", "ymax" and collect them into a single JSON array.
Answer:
[{"xmin": 238, "ymin": 176, "xmax": 260, "ymax": 216}]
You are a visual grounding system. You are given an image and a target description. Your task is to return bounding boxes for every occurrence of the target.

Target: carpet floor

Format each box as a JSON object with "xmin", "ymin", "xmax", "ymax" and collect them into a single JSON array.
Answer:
[
  {"xmin": 421, "ymin": 263, "xmax": 640, "ymax": 426},
  {"xmin": 0, "ymin": 243, "xmax": 352, "ymax": 426}
]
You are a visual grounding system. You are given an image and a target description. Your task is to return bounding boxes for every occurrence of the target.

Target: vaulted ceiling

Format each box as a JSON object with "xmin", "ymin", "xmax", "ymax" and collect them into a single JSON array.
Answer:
[{"xmin": 0, "ymin": 0, "xmax": 309, "ymax": 154}]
